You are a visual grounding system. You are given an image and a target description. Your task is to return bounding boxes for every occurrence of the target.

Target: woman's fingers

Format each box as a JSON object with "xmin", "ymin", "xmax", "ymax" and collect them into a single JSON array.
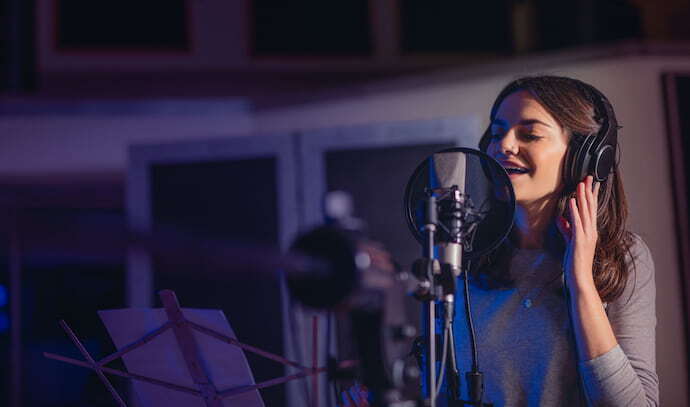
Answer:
[
  {"xmin": 569, "ymin": 197, "xmax": 583, "ymax": 235},
  {"xmin": 582, "ymin": 177, "xmax": 591, "ymax": 215},
  {"xmin": 579, "ymin": 177, "xmax": 591, "ymax": 232},
  {"xmin": 592, "ymin": 180, "xmax": 601, "ymax": 220},
  {"xmin": 585, "ymin": 176, "xmax": 599, "ymax": 236},
  {"xmin": 574, "ymin": 176, "xmax": 601, "ymax": 239},
  {"xmin": 585, "ymin": 176, "xmax": 597, "ymax": 221}
]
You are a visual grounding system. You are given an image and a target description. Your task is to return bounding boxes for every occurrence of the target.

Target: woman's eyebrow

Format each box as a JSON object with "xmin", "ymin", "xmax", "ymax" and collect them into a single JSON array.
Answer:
[{"xmin": 491, "ymin": 118, "xmax": 553, "ymax": 128}]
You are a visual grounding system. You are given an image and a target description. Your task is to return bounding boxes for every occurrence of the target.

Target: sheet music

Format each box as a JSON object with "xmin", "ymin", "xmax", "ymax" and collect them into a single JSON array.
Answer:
[{"xmin": 99, "ymin": 308, "xmax": 265, "ymax": 407}]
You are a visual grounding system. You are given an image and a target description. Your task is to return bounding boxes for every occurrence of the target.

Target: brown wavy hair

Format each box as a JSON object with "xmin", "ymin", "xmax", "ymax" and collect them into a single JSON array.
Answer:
[{"xmin": 475, "ymin": 75, "xmax": 634, "ymax": 303}]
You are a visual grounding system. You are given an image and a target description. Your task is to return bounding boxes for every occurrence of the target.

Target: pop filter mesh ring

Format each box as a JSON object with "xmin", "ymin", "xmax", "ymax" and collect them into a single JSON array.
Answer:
[{"xmin": 403, "ymin": 147, "xmax": 515, "ymax": 260}]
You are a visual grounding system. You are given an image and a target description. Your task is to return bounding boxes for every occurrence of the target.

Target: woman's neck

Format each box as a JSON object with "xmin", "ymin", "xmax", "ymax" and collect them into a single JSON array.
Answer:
[{"xmin": 513, "ymin": 196, "xmax": 558, "ymax": 249}]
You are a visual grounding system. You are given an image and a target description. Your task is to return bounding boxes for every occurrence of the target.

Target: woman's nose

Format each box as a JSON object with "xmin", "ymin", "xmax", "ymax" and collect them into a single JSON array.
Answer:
[{"xmin": 494, "ymin": 130, "xmax": 519, "ymax": 156}]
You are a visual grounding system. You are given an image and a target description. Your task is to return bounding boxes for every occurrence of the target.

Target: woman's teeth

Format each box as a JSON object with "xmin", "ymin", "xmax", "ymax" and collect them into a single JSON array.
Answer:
[{"xmin": 505, "ymin": 167, "xmax": 529, "ymax": 174}]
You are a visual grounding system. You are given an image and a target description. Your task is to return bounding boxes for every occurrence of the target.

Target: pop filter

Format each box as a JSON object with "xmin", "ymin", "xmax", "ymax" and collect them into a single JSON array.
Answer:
[{"xmin": 404, "ymin": 147, "xmax": 515, "ymax": 260}]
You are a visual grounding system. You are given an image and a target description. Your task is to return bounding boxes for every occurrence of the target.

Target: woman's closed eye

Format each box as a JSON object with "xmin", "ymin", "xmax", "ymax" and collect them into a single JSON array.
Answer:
[
  {"xmin": 520, "ymin": 133, "xmax": 541, "ymax": 141},
  {"xmin": 490, "ymin": 132, "xmax": 542, "ymax": 141}
]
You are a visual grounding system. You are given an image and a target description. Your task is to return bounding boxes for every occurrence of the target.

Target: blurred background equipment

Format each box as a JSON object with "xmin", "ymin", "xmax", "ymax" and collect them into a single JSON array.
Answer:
[{"xmin": 289, "ymin": 190, "xmax": 421, "ymax": 406}]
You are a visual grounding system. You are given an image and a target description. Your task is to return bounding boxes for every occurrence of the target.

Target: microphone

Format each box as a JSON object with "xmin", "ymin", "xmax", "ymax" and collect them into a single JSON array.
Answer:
[{"xmin": 429, "ymin": 151, "xmax": 467, "ymax": 277}]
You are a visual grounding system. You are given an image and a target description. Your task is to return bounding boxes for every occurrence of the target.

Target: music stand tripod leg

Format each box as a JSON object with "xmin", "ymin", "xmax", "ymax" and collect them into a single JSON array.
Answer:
[
  {"xmin": 59, "ymin": 320, "xmax": 128, "ymax": 407},
  {"xmin": 159, "ymin": 289, "xmax": 223, "ymax": 407}
]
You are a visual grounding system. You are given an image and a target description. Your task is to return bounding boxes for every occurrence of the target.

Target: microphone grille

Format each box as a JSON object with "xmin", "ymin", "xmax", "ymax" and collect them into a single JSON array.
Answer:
[{"xmin": 430, "ymin": 151, "xmax": 467, "ymax": 192}]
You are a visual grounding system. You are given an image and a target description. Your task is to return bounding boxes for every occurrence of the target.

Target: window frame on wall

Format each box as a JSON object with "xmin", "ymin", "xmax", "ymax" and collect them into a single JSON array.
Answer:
[
  {"xmin": 35, "ymin": 0, "xmax": 508, "ymax": 78},
  {"xmin": 127, "ymin": 134, "xmax": 299, "ymax": 303},
  {"xmin": 54, "ymin": 0, "xmax": 193, "ymax": 53},
  {"xmin": 249, "ymin": 0, "xmax": 373, "ymax": 58},
  {"xmin": 298, "ymin": 116, "xmax": 480, "ymax": 229}
]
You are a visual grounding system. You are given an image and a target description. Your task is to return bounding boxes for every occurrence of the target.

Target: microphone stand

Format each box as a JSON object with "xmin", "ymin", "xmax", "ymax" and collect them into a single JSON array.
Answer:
[
  {"xmin": 417, "ymin": 195, "xmax": 462, "ymax": 407},
  {"xmin": 415, "ymin": 188, "xmax": 493, "ymax": 407},
  {"xmin": 422, "ymin": 195, "xmax": 438, "ymax": 407}
]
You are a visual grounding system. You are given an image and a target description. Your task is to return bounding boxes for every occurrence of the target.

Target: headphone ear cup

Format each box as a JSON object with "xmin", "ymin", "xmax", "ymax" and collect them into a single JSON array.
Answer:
[
  {"xmin": 579, "ymin": 83, "xmax": 618, "ymax": 183},
  {"xmin": 593, "ymin": 144, "xmax": 615, "ymax": 181},
  {"xmin": 568, "ymin": 132, "xmax": 617, "ymax": 187},
  {"xmin": 578, "ymin": 134, "xmax": 598, "ymax": 182}
]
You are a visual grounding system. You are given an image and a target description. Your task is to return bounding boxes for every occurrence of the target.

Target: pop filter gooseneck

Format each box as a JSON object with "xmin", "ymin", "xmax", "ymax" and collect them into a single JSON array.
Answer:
[{"xmin": 403, "ymin": 147, "xmax": 515, "ymax": 407}]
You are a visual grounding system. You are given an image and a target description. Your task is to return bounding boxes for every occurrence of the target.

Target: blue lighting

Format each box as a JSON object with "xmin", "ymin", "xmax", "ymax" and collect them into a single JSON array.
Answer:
[
  {"xmin": 0, "ymin": 312, "xmax": 9, "ymax": 333},
  {"xmin": 0, "ymin": 285, "xmax": 7, "ymax": 307}
]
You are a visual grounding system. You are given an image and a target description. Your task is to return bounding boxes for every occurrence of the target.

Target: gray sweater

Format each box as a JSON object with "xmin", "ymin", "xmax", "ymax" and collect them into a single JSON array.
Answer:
[{"xmin": 448, "ymin": 235, "xmax": 658, "ymax": 406}]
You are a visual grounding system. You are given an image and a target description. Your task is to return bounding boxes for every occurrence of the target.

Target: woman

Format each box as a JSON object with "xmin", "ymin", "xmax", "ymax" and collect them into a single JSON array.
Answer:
[{"xmin": 450, "ymin": 76, "xmax": 658, "ymax": 406}]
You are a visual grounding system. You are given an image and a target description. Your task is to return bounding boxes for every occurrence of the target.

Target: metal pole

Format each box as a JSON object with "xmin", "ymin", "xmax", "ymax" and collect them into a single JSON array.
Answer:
[
  {"xmin": 424, "ymin": 195, "xmax": 438, "ymax": 407},
  {"xmin": 426, "ymin": 299, "xmax": 436, "ymax": 407}
]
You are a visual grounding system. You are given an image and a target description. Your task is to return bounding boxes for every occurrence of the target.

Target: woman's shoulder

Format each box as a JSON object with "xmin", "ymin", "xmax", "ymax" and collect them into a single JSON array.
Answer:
[
  {"xmin": 625, "ymin": 231, "xmax": 655, "ymax": 272},
  {"xmin": 612, "ymin": 231, "xmax": 656, "ymax": 308}
]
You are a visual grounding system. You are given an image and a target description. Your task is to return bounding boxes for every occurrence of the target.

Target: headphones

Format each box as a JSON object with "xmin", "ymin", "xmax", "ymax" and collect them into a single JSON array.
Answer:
[{"xmin": 479, "ymin": 81, "xmax": 619, "ymax": 191}]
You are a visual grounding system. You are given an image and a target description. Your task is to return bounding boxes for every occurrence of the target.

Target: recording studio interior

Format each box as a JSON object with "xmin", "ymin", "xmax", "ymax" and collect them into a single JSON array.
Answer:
[{"xmin": 2, "ymin": 1, "xmax": 690, "ymax": 406}]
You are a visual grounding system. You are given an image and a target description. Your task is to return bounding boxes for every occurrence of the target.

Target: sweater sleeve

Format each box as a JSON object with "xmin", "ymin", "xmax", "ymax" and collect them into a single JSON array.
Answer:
[{"xmin": 577, "ymin": 234, "xmax": 659, "ymax": 406}]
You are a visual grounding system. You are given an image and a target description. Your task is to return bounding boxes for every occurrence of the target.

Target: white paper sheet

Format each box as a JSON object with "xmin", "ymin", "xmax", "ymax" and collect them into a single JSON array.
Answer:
[{"xmin": 99, "ymin": 308, "xmax": 265, "ymax": 407}]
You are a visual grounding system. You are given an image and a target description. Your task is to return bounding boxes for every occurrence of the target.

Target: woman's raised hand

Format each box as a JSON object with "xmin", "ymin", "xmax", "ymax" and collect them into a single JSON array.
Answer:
[{"xmin": 556, "ymin": 175, "xmax": 600, "ymax": 291}]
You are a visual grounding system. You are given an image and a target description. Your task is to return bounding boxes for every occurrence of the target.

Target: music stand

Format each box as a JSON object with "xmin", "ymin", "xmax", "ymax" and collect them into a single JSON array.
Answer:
[{"xmin": 44, "ymin": 290, "xmax": 327, "ymax": 407}]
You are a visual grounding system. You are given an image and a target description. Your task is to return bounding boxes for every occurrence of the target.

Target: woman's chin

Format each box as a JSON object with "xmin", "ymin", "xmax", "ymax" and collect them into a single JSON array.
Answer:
[
  {"xmin": 515, "ymin": 197, "xmax": 531, "ymax": 206},
  {"xmin": 514, "ymin": 193, "xmax": 560, "ymax": 209}
]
